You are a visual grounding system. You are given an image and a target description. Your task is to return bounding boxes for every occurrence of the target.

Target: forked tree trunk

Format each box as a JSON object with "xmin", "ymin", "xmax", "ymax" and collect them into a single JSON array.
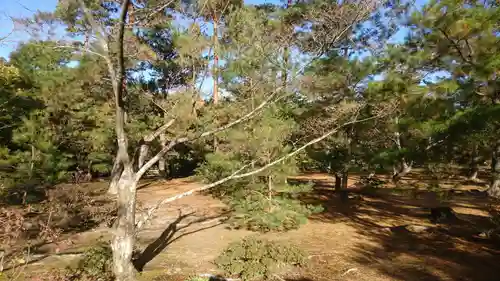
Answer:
[
  {"xmin": 112, "ymin": 165, "xmax": 137, "ymax": 281},
  {"xmin": 392, "ymin": 159, "xmax": 412, "ymax": 183},
  {"xmin": 334, "ymin": 170, "xmax": 349, "ymax": 190},
  {"xmin": 335, "ymin": 171, "xmax": 349, "ymax": 202},
  {"xmin": 487, "ymin": 142, "xmax": 500, "ymax": 198}
]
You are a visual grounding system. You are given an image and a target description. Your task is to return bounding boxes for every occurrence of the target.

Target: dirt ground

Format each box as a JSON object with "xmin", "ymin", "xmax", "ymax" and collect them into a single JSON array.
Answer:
[{"xmin": 7, "ymin": 171, "xmax": 500, "ymax": 281}]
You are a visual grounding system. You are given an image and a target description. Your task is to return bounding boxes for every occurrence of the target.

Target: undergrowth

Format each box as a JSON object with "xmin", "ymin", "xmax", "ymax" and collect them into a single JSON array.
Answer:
[
  {"xmin": 226, "ymin": 182, "xmax": 323, "ymax": 232},
  {"xmin": 215, "ymin": 237, "xmax": 306, "ymax": 281},
  {"xmin": 24, "ymin": 243, "xmax": 114, "ymax": 281}
]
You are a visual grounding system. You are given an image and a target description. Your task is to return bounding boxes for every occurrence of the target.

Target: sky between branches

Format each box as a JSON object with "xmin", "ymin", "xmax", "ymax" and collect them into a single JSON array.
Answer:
[{"xmin": 0, "ymin": 0, "xmax": 436, "ymax": 96}]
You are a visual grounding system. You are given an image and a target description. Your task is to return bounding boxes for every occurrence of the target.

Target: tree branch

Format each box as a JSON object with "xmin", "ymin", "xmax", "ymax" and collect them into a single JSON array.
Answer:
[
  {"xmin": 127, "ymin": 1, "xmax": 175, "ymax": 28},
  {"xmin": 134, "ymin": 91, "xmax": 280, "ymax": 180},
  {"xmin": 438, "ymin": 27, "xmax": 475, "ymax": 67},
  {"xmin": 145, "ymin": 119, "xmax": 176, "ymax": 143},
  {"xmin": 78, "ymin": 0, "xmax": 109, "ymax": 55},
  {"xmin": 135, "ymin": 162, "xmax": 254, "ymax": 230},
  {"xmin": 135, "ymin": 110, "xmax": 385, "ymax": 230}
]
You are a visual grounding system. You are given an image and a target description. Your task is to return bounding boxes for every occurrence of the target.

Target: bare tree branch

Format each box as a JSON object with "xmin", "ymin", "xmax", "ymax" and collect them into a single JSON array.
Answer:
[
  {"xmin": 146, "ymin": 119, "xmax": 176, "ymax": 143},
  {"xmin": 134, "ymin": 90, "xmax": 280, "ymax": 180},
  {"xmin": 137, "ymin": 119, "xmax": 176, "ymax": 168},
  {"xmin": 135, "ymin": 161, "xmax": 254, "ymax": 230},
  {"xmin": 136, "ymin": 110, "xmax": 386, "ymax": 230}
]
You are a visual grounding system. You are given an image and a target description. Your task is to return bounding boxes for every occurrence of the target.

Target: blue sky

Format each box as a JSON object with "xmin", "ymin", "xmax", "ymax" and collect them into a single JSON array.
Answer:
[
  {"xmin": 0, "ymin": 0, "xmax": 426, "ymax": 59},
  {"xmin": 0, "ymin": 0, "xmax": 433, "ymax": 94},
  {"xmin": 0, "ymin": 0, "xmax": 283, "ymax": 59},
  {"xmin": 0, "ymin": 0, "xmax": 58, "ymax": 58}
]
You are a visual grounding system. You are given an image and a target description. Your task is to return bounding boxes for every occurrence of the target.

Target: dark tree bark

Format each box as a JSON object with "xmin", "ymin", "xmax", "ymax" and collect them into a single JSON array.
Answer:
[
  {"xmin": 158, "ymin": 132, "xmax": 167, "ymax": 177},
  {"xmin": 468, "ymin": 144, "xmax": 480, "ymax": 181},
  {"xmin": 392, "ymin": 158, "xmax": 412, "ymax": 183},
  {"xmin": 335, "ymin": 173, "xmax": 342, "ymax": 191}
]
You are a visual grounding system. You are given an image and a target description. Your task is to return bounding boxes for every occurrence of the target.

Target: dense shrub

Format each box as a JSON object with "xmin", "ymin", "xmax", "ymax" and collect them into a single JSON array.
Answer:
[
  {"xmin": 215, "ymin": 237, "xmax": 306, "ymax": 281},
  {"xmin": 227, "ymin": 183, "xmax": 324, "ymax": 232}
]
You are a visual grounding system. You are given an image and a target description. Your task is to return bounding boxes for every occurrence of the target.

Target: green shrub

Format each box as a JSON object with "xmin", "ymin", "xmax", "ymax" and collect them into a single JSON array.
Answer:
[
  {"xmin": 75, "ymin": 243, "xmax": 114, "ymax": 280},
  {"xmin": 226, "ymin": 182, "xmax": 323, "ymax": 232},
  {"xmin": 29, "ymin": 244, "xmax": 114, "ymax": 281},
  {"xmin": 32, "ymin": 243, "xmax": 116, "ymax": 281},
  {"xmin": 215, "ymin": 237, "xmax": 306, "ymax": 281}
]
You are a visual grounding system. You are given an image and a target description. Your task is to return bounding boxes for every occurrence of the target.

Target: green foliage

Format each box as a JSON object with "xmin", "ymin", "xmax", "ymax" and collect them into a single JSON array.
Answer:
[
  {"xmin": 227, "ymin": 182, "xmax": 324, "ymax": 232},
  {"xmin": 198, "ymin": 105, "xmax": 323, "ymax": 231},
  {"xmin": 75, "ymin": 243, "xmax": 114, "ymax": 280},
  {"xmin": 215, "ymin": 237, "xmax": 306, "ymax": 281}
]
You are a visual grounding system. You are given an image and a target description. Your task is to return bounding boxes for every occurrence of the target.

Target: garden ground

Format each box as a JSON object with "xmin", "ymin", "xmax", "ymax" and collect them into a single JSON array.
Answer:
[{"xmin": 5, "ymin": 170, "xmax": 500, "ymax": 281}]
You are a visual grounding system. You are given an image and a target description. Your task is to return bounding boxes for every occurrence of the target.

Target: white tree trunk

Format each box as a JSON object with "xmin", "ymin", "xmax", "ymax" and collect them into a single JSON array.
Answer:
[
  {"xmin": 108, "ymin": 155, "xmax": 122, "ymax": 195},
  {"xmin": 111, "ymin": 165, "xmax": 137, "ymax": 281}
]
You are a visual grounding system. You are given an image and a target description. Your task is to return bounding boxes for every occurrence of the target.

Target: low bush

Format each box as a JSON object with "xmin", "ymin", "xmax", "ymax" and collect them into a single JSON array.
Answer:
[
  {"xmin": 25, "ymin": 244, "xmax": 113, "ymax": 281},
  {"xmin": 215, "ymin": 237, "xmax": 306, "ymax": 281},
  {"xmin": 226, "ymin": 182, "xmax": 323, "ymax": 232}
]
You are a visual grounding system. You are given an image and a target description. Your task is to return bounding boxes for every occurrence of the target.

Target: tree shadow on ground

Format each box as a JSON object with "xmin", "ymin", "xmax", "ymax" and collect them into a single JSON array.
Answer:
[
  {"xmin": 298, "ymin": 179, "xmax": 500, "ymax": 281},
  {"xmin": 132, "ymin": 210, "xmax": 228, "ymax": 272}
]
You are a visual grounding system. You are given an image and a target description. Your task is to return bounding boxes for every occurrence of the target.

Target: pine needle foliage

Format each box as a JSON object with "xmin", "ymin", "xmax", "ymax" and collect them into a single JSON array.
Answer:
[{"xmin": 215, "ymin": 237, "xmax": 306, "ymax": 281}]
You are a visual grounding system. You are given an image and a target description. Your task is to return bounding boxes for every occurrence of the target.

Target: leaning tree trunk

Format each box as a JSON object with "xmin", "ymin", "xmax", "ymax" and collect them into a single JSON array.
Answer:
[
  {"xmin": 487, "ymin": 142, "xmax": 500, "ymax": 198},
  {"xmin": 112, "ymin": 165, "xmax": 138, "ymax": 281}
]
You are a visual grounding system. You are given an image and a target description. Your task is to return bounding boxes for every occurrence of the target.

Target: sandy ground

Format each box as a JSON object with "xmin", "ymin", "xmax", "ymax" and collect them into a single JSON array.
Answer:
[{"xmin": 8, "ymin": 172, "xmax": 500, "ymax": 281}]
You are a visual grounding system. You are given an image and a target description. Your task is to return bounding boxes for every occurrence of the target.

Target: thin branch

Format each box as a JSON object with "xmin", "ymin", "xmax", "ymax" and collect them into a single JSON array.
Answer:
[
  {"xmin": 438, "ymin": 27, "xmax": 475, "ymax": 67},
  {"xmin": 136, "ymin": 111, "xmax": 386, "ymax": 230},
  {"xmin": 78, "ymin": 1, "xmax": 109, "ymax": 54},
  {"xmin": 135, "ymin": 161, "xmax": 254, "ymax": 230},
  {"xmin": 127, "ymin": 1, "xmax": 175, "ymax": 28},
  {"xmin": 425, "ymin": 138, "xmax": 445, "ymax": 151},
  {"xmin": 52, "ymin": 45, "xmax": 107, "ymax": 59},
  {"xmin": 145, "ymin": 119, "xmax": 176, "ymax": 142},
  {"xmin": 134, "ymin": 90, "xmax": 280, "ymax": 180}
]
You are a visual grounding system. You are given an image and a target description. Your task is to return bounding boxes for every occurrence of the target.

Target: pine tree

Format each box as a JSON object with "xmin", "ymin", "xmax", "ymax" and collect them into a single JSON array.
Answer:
[{"xmin": 407, "ymin": 0, "xmax": 500, "ymax": 195}]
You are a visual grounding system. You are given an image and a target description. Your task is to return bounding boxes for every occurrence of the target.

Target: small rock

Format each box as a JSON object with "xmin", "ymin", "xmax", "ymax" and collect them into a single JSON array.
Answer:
[
  {"xmin": 405, "ymin": 225, "xmax": 430, "ymax": 233},
  {"xmin": 381, "ymin": 227, "xmax": 392, "ymax": 233},
  {"xmin": 479, "ymin": 231, "xmax": 489, "ymax": 238}
]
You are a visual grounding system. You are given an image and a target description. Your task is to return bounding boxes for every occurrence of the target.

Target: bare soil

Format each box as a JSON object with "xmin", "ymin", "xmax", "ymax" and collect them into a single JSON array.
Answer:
[{"xmin": 6, "ymin": 170, "xmax": 500, "ymax": 281}]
